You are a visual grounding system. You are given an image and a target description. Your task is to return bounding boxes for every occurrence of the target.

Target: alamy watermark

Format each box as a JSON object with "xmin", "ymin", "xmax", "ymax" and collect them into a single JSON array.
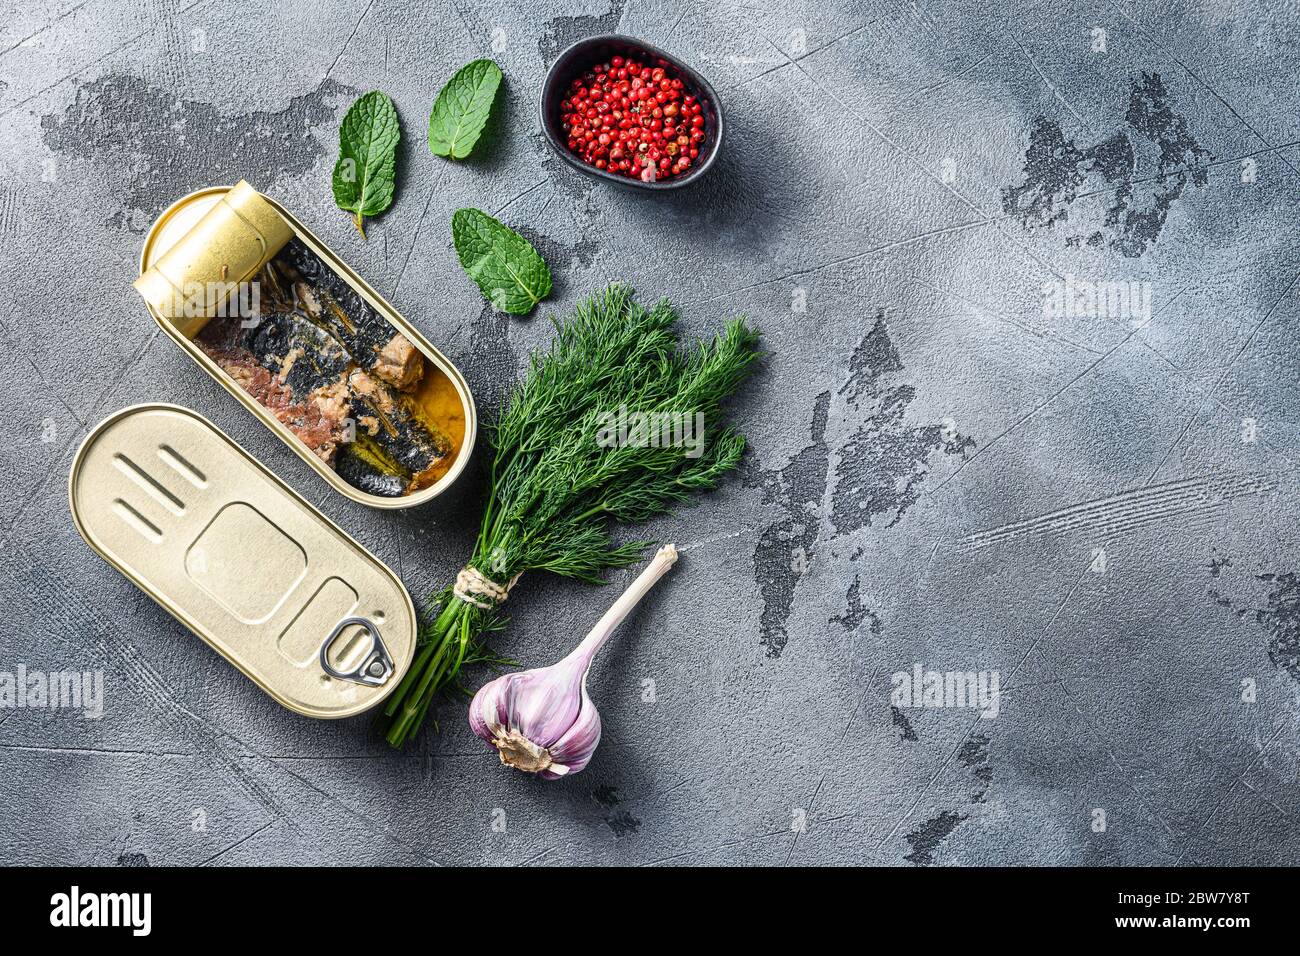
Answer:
[
  {"xmin": 0, "ymin": 665, "xmax": 104, "ymax": 718},
  {"xmin": 1042, "ymin": 274, "xmax": 1152, "ymax": 325},
  {"xmin": 166, "ymin": 280, "xmax": 261, "ymax": 323},
  {"xmin": 891, "ymin": 664, "xmax": 1000, "ymax": 718},
  {"xmin": 595, "ymin": 405, "xmax": 706, "ymax": 458},
  {"xmin": 50, "ymin": 886, "xmax": 150, "ymax": 936}
]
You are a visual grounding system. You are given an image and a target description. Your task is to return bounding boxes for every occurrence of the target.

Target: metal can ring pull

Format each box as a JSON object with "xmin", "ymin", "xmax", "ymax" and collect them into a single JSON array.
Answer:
[{"xmin": 319, "ymin": 616, "xmax": 394, "ymax": 687}]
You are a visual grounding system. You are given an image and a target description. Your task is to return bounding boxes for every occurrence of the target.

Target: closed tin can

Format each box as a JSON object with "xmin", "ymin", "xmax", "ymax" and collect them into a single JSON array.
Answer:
[
  {"xmin": 134, "ymin": 182, "xmax": 476, "ymax": 509},
  {"xmin": 69, "ymin": 404, "xmax": 417, "ymax": 717}
]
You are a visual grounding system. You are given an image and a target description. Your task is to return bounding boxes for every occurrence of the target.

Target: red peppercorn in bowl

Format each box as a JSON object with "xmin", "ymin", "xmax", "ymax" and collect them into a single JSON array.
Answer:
[{"xmin": 541, "ymin": 35, "xmax": 723, "ymax": 190}]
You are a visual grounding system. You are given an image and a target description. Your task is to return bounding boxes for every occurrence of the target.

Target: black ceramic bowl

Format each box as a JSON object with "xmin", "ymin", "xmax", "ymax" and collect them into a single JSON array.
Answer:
[{"xmin": 540, "ymin": 34, "xmax": 724, "ymax": 190}]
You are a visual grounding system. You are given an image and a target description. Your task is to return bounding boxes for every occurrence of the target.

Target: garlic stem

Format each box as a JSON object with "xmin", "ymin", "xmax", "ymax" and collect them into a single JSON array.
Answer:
[{"xmin": 567, "ymin": 544, "xmax": 679, "ymax": 672}]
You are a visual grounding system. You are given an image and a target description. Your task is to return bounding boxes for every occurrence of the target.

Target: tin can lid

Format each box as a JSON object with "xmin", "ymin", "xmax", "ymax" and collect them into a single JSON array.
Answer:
[
  {"xmin": 133, "ymin": 181, "xmax": 294, "ymax": 338},
  {"xmin": 69, "ymin": 404, "xmax": 416, "ymax": 718}
]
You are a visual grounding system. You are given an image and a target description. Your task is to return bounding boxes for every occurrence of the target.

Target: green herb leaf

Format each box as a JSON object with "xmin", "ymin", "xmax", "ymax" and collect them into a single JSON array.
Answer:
[
  {"xmin": 332, "ymin": 91, "xmax": 400, "ymax": 239},
  {"xmin": 451, "ymin": 208, "xmax": 552, "ymax": 315},
  {"xmin": 428, "ymin": 59, "xmax": 503, "ymax": 160}
]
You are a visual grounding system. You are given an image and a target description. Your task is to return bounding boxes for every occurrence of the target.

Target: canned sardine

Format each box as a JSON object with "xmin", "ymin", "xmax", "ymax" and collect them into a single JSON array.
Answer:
[{"xmin": 134, "ymin": 182, "xmax": 476, "ymax": 509}]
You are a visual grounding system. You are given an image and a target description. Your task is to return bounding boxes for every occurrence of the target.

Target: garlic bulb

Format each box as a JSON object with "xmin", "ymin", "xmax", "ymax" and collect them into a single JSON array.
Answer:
[{"xmin": 468, "ymin": 544, "xmax": 679, "ymax": 778}]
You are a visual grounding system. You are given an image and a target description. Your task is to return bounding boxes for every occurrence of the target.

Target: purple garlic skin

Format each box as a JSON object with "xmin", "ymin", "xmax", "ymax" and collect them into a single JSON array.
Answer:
[
  {"xmin": 468, "ymin": 651, "xmax": 603, "ymax": 779},
  {"xmin": 468, "ymin": 544, "xmax": 678, "ymax": 779}
]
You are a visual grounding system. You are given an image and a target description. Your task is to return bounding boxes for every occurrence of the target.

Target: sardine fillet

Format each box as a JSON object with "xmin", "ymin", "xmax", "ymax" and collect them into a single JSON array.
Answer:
[{"xmin": 199, "ymin": 344, "xmax": 351, "ymax": 463}]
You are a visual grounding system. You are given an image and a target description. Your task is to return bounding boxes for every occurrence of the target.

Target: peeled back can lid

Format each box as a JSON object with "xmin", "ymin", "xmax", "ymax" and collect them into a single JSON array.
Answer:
[
  {"xmin": 132, "ymin": 181, "xmax": 294, "ymax": 338},
  {"xmin": 68, "ymin": 403, "xmax": 416, "ymax": 718}
]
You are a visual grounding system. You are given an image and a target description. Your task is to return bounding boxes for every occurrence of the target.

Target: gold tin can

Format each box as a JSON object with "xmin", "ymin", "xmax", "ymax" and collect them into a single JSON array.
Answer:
[
  {"xmin": 69, "ymin": 403, "xmax": 417, "ymax": 718},
  {"xmin": 135, "ymin": 182, "xmax": 477, "ymax": 510}
]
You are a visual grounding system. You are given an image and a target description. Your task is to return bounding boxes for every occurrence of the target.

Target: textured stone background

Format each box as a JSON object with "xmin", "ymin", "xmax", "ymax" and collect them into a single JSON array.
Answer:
[{"xmin": 1, "ymin": 0, "xmax": 1298, "ymax": 866}]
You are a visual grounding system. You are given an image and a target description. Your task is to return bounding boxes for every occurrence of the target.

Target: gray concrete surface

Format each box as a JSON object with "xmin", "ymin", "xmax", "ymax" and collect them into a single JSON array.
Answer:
[{"xmin": 0, "ymin": 0, "xmax": 1297, "ymax": 866}]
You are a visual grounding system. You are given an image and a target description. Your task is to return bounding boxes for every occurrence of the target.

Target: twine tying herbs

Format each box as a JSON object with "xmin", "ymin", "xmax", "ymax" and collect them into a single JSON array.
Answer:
[{"xmin": 453, "ymin": 567, "xmax": 520, "ymax": 610}]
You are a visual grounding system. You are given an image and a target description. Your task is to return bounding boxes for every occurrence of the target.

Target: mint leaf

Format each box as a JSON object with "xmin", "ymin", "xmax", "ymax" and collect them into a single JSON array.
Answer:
[
  {"xmin": 332, "ymin": 91, "xmax": 400, "ymax": 239},
  {"xmin": 451, "ymin": 208, "xmax": 552, "ymax": 315},
  {"xmin": 428, "ymin": 60, "xmax": 503, "ymax": 160}
]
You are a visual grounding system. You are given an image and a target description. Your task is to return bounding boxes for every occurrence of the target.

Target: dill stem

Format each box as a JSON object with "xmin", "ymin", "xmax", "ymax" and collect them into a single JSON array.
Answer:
[
  {"xmin": 383, "ymin": 598, "xmax": 459, "ymax": 717},
  {"xmin": 571, "ymin": 502, "xmax": 609, "ymax": 524},
  {"xmin": 384, "ymin": 641, "xmax": 435, "ymax": 719},
  {"xmin": 410, "ymin": 627, "xmax": 455, "ymax": 703}
]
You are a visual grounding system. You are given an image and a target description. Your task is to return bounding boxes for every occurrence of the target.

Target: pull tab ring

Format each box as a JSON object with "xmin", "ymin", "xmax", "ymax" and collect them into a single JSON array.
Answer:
[{"xmin": 319, "ymin": 616, "xmax": 394, "ymax": 687}]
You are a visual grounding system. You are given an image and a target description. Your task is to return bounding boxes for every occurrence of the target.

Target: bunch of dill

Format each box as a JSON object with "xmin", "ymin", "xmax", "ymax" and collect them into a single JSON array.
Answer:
[{"xmin": 382, "ymin": 284, "xmax": 761, "ymax": 747}]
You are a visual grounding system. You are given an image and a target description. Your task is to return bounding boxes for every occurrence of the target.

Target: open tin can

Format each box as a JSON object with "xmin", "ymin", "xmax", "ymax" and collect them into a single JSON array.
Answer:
[
  {"xmin": 66, "ymin": 181, "xmax": 480, "ymax": 716},
  {"xmin": 134, "ymin": 181, "xmax": 476, "ymax": 509},
  {"xmin": 69, "ymin": 404, "xmax": 417, "ymax": 717}
]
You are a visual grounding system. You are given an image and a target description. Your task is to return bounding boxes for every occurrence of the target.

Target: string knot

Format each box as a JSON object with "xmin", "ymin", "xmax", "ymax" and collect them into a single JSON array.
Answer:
[{"xmin": 453, "ymin": 566, "xmax": 520, "ymax": 610}]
